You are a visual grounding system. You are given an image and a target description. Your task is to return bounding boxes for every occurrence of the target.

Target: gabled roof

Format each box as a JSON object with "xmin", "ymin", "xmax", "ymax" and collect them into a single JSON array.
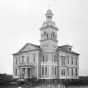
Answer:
[
  {"xmin": 12, "ymin": 43, "xmax": 40, "ymax": 55},
  {"xmin": 18, "ymin": 43, "xmax": 40, "ymax": 52},
  {"xmin": 57, "ymin": 46, "xmax": 80, "ymax": 55}
]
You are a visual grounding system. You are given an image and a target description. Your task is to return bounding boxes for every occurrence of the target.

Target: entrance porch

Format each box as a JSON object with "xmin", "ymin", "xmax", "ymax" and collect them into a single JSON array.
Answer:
[{"xmin": 19, "ymin": 67, "xmax": 35, "ymax": 79}]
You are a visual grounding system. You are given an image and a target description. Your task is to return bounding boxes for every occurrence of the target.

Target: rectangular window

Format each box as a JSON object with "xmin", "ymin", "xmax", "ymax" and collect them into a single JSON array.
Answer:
[
  {"xmin": 42, "ymin": 54, "xmax": 48, "ymax": 62},
  {"xmin": 22, "ymin": 68, "xmax": 25, "ymax": 75},
  {"xmin": 75, "ymin": 58, "xmax": 77, "ymax": 65},
  {"xmin": 71, "ymin": 57, "xmax": 73, "ymax": 64},
  {"xmin": 52, "ymin": 55, "xmax": 54, "ymax": 61},
  {"xmin": 16, "ymin": 58, "xmax": 18, "ymax": 65},
  {"xmin": 61, "ymin": 70, "xmax": 65, "ymax": 76},
  {"xmin": 64, "ymin": 70, "xmax": 65, "ymax": 75},
  {"xmin": 22, "ymin": 56, "xmax": 24, "ymax": 63},
  {"xmin": 42, "ymin": 67, "xmax": 47, "ymax": 75},
  {"xmin": 15, "ymin": 69, "xmax": 17, "ymax": 75},
  {"xmin": 52, "ymin": 67, "xmax": 54, "ymax": 75},
  {"xmin": 33, "ymin": 55, "xmax": 35, "ymax": 62},
  {"xmin": 52, "ymin": 67, "xmax": 57, "ymax": 75},
  {"xmin": 54, "ymin": 55, "xmax": 56, "ymax": 62},
  {"xmin": 28, "ymin": 68, "xmax": 30, "ymax": 75},
  {"xmin": 42, "ymin": 67, "xmax": 44, "ymax": 75},
  {"xmin": 52, "ymin": 55, "xmax": 56, "ymax": 62},
  {"xmin": 55, "ymin": 67, "xmax": 57, "ymax": 75},
  {"xmin": 19, "ymin": 57, "xmax": 20, "ymax": 63},
  {"xmin": 71, "ymin": 68, "xmax": 73, "ymax": 76},
  {"xmin": 61, "ymin": 57, "xmax": 65, "ymax": 66},
  {"xmin": 19, "ymin": 68, "xmax": 21, "ymax": 76},
  {"xmin": 43, "ymin": 55, "xmax": 44, "ymax": 62},
  {"xmin": 61, "ymin": 70, "xmax": 63, "ymax": 75},
  {"xmin": 45, "ymin": 67, "xmax": 47, "ymax": 75},
  {"xmin": 55, "ymin": 55, "xmax": 57, "ymax": 62},
  {"xmin": 61, "ymin": 58, "xmax": 63, "ymax": 65},
  {"xmin": 75, "ymin": 69, "xmax": 77, "ymax": 76},
  {"xmin": 46, "ymin": 55, "xmax": 48, "ymax": 61},
  {"xmin": 27, "ymin": 55, "xmax": 30, "ymax": 63},
  {"xmin": 67, "ymin": 68, "xmax": 69, "ymax": 76},
  {"xmin": 64, "ymin": 58, "xmax": 65, "ymax": 65},
  {"xmin": 67, "ymin": 56, "xmax": 69, "ymax": 64}
]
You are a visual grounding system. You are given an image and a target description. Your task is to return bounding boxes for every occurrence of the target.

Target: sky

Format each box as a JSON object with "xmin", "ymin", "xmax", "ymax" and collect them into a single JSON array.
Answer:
[{"xmin": 0, "ymin": 0, "xmax": 88, "ymax": 76}]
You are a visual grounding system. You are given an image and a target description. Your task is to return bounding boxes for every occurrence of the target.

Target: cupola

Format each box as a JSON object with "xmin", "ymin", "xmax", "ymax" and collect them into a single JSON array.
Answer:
[{"xmin": 45, "ymin": 9, "xmax": 53, "ymax": 21}]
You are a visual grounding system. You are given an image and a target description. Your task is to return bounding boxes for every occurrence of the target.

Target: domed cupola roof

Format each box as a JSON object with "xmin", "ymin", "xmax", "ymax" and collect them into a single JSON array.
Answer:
[
  {"xmin": 45, "ymin": 9, "xmax": 53, "ymax": 16},
  {"xmin": 45, "ymin": 9, "xmax": 53, "ymax": 22}
]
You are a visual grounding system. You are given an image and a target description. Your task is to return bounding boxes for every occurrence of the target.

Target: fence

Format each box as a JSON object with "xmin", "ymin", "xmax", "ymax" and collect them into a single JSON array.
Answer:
[
  {"xmin": 18, "ymin": 84, "xmax": 65, "ymax": 88},
  {"xmin": 35, "ymin": 84, "xmax": 65, "ymax": 88}
]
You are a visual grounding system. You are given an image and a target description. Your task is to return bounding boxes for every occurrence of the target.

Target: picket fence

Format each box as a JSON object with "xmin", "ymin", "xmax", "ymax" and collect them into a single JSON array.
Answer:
[
  {"xmin": 34, "ymin": 84, "xmax": 65, "ymax": 88},
  {"xmin": 18, "ymin": 84, "xmax": 65, "ymax": 88}
]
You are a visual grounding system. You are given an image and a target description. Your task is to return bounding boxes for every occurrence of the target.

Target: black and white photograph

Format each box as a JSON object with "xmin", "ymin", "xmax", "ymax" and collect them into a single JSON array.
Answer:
[{"xmin": 0, "ymin": 0, "xmax": 88, "ymax": 88}]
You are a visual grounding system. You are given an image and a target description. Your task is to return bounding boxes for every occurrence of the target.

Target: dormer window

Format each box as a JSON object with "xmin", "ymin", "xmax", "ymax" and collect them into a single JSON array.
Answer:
[{"xmin": 69, "ymin": 48, "xmax": 71, "ymax": 51}]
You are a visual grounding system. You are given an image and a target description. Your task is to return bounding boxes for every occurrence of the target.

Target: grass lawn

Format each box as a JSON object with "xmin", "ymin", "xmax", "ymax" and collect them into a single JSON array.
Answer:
[
  {"xmin": 66, "ymin": 86, "xmax": 88, "ymax": 88},
  {"xmin": 0, "ymin": 86, "xmax": 18, "ymax": 88},
  {"xmin": 0, "ymin": 85, "xmax": 88, "ymax": 88}
]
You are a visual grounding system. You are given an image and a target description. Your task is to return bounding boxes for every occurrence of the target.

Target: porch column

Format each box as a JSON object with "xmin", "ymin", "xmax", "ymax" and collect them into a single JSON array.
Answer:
[
  {"xmin": 31, "ymin": 67, "xmax": 34, "ymax": 77},
  {"xmin": 31, "ymin": 68, "xmax": 33, "ymax": 76},
  {"xmin": 19, "ymin": 68, "xmax": 21, "ymax": 78},
  {"xmin": 25, "ymin": 68, "xmax": 28, "ymax": 78}
]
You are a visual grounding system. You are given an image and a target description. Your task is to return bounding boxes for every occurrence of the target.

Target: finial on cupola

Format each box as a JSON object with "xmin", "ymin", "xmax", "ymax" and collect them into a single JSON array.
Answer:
[{"xmin": 49, "ymin": 5, "xmax": 50, "ymax": 9}]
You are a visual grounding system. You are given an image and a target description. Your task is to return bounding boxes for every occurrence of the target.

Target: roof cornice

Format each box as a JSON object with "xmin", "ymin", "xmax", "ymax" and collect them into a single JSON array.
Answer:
[
  {"xmin": 12, "ymin": 48, "xmax": 40, "ymax": 56},
  {"xmin": 40, "ymin": 38, "xmax": 58, "ymax": 42},
  {"xmin": 40, "ymin": 25, "xmax": 59, "ymax": 31},
  {"xmin": 57, "ymin": 47, "xmax": 80, "ymax": 55}
]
